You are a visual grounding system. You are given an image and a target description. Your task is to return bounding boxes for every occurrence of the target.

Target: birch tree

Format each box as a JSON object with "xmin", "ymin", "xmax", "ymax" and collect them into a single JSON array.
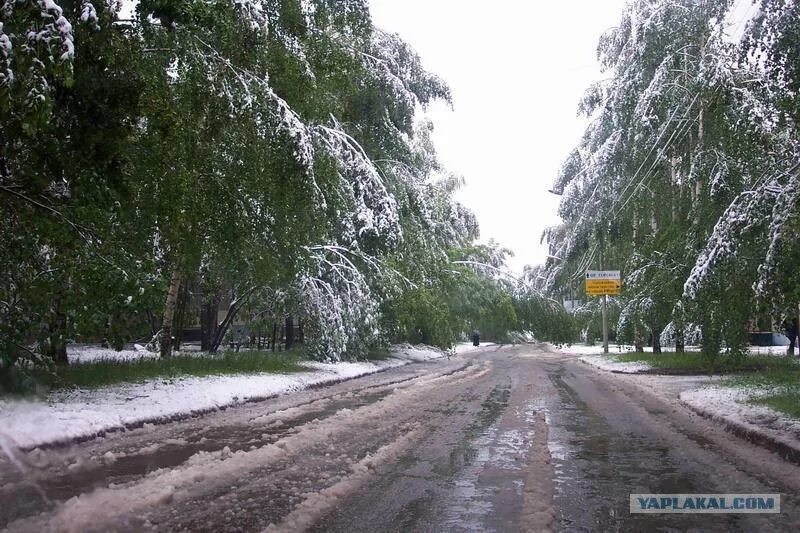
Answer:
[{"xmin": 543, "ymin": 0, "xmax": 800, "ymax": 356}]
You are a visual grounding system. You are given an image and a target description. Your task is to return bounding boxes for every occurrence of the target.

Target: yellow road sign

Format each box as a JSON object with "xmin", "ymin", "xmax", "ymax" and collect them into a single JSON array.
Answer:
[
  {"xmin": 585, "ymin": 270, "xmax": 621, "ymax": 296},
  {"xmin": 586, "ymin": 282, "xmax": 621, "ymax": 296}
]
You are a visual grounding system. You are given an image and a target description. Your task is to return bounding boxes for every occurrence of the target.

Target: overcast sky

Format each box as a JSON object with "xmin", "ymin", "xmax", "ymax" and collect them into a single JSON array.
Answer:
[{"xmin": 368, "ymin": 0, "xmax": 627, "ymax": 272}]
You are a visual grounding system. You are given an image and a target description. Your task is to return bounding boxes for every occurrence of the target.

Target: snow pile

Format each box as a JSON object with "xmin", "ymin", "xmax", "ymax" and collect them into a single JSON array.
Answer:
[
  {"xmin": 389, "ymin": 344, "xmax": 447, "ymax": 361},
  {"xmin": 580, "ymin": 355, "xmax": 652, "ymax": 373},
  {"xmin": 0, "ymin": 348, "xmax": 438, "ymax": 450},
  {"xmin": 680, "ymin": 386, "xmax": 800, "ymax": 449}
]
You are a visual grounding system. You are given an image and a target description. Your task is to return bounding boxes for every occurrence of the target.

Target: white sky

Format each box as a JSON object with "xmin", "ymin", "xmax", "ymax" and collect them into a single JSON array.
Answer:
[{"xmin": 368, "ymin": 0, "xmax": 627, "ymax": 272}]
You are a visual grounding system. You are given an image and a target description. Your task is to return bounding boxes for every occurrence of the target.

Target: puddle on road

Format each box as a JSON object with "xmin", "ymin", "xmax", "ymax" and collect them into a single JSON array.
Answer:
[
  {"xmin": 427, "ymin": 383, "xmax": 542, "ymax": 532},
  {"xmin": 0, "ymin": 389, "xmax": 392, "ymax": 529},
  {"xmin": 433, "ymin": 385, "xmax": 510, "ymax": 478},
  {"xmin": 388, "ymin": 384, "xmax": 516, "ymax": 532},
  {"xmin": 547, "ymin": 369, "xmax": 748, "ymax": 532}
]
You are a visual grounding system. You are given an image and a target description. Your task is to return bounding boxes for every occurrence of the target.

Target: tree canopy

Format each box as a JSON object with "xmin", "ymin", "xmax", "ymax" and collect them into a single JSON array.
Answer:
[
  {"xmin": 1, "ymin": 0, "xmax": 565, "ymax": 390},
  {"xmin": 543, "ymin": 0, "xmax": 800, "ymax": 355}
]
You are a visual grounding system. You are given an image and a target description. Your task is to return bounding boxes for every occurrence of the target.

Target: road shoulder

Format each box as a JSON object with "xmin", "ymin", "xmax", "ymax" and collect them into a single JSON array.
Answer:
[
  {"xmin": 0, "ymin": 345, "xmax": 448, "ymax": 451},
  {"xmin": 574, "ymin": 352, "xmax": 800, "ymax": 465}
]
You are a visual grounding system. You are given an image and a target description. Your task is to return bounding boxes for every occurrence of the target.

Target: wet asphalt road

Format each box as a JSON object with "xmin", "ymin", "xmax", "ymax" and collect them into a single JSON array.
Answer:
[{"xmin": 2, "ymin": 344, "xmax": 800, "ymax": 532}]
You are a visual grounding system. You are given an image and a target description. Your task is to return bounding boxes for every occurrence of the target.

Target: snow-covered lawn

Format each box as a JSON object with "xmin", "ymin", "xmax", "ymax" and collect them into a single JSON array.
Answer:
[
  {"xmin": 555, "ymin": 343, "xmax": 703, "ymax": 356},
  {"xmin": 67, "ymin": 345, "xmax": 161, "ymax": 365},
  {"xmin": 680, "ymin": 385, "xmax": 800, "ymax": 452},
  {"xmin": 556, "ymin": 343, "xmax": 790, "ymax": 357},
  {"xmin": 0, "ymin": 345, "xmax": 444, "ymax": 450},
  {"xmin": 563, "ymin": 344, "xmax": 793, "ymax": 374}
]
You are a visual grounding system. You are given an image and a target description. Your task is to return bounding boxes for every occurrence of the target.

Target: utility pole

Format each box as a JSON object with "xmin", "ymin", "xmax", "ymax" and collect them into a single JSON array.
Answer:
[
  {"xmin": 598, "ymin": 216, "xmax": 610, "ymax": 354},
  {"xmin": 600, "ymin": 248, "xmax": 609, "ymax": 354}
]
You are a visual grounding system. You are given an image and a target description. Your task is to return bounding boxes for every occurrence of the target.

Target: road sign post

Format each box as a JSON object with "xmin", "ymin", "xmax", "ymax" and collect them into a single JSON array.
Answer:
[{"xmin": 586, "ymin": 270, "xmax": 622, "ymax": 353}]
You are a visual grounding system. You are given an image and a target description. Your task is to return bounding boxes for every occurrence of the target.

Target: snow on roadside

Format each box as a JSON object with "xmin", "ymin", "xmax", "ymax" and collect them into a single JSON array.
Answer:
[
  {"xmin": 0, "ymin": 346, "xmax": 444, "ymax": 450},
  {"xmin": 69, "ymin": 342, "xmax": 453, "ymax": 365},
  {"xmin": 558, "ymin": 342, "xmax": 790, "ymax": 358},
  {"xmin": 552, "ymin": 344, "xmax": 610, "ymax": 356},
  {"xmin": 561, "ymin": 343, "xmax": 790, "ymax": 372},
  {"xmin": 555, "ymin": 343, "xmax": 704, "ymax": 356},
  {"xmin": 580, "ymin": 355, "xmax": 652, "ymax": 374},
  {"xmin": 680, "ymin": 386, "xmax": 800, "ymax": 451},
  {"xmin": 390, "ymin": 343, "xmax": 448, "ymax": 361},
  {"xmin": 68, "ymin": 345, "xmax": 159, "ymax": 365}
]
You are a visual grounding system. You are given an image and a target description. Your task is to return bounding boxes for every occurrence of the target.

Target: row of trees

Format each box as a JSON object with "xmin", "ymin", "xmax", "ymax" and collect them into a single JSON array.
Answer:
[
  {"xmin": 0, "ymin": 1, "xmax": 564, "ymax": 389},
  {"xmin": 543, "ymin": 0, "xmax": 799, "ymax": 356}
]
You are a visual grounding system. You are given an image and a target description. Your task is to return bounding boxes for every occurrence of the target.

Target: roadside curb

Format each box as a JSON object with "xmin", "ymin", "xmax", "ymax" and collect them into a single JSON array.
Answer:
[
  {"xmin": 680, "ymin": 392, "xmax": 800, "ymax": 466},
  {"xmin": 579, "ymin": 355, "xmax": 800, "ymax": 465}
]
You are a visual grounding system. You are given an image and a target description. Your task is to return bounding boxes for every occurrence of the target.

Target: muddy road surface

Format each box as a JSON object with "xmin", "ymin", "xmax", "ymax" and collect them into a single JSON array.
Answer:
[{"xmin": 2, "ymin": 344, "xmax": 800, "ymax": 532}]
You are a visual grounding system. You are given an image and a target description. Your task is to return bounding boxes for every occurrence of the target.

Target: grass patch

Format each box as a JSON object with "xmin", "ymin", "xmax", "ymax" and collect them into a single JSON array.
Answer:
[
  {"xmin": 364, "ymin": 347, "xmax": 392, "ymax": 361},
  {"xmin": 613, "ymin": 351, "xmax": 799, "ymax": 374},
  {"xmin": 726, "ymin": 366, "xmax": 800, "ymax": 388},
  {"xmin": 725, "ymin": 366, "xmax": 800, "ymax": 419},
  {"xmin": 751, "ymin": 392, "xmax": 800, "ymax": 419},
  {"xmin": 21, "ymin": 350, "xmax": 307, "ymax": 393}
]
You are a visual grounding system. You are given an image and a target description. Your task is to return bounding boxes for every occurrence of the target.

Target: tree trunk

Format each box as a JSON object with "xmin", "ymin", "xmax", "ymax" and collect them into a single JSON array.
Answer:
[
  {"xmin": 210, "ymin": 302, "xmax": 236, "ymax": 353},
  {"xmin": 693, "ymin": 77, "xmax": 705, "ymax": 226},
  {"xmin": 209, "ymin": 287, "xmax": 256, "ymax": 353},
  {"xmin": 675, "ymin": 327, "xmax": 685, "ymax": 353},
  {"xmin": 159, "ymin": 270, "xmax": 182, "ymax": 358},
  {"xmin": 672, "ymin": 301, "xmax": 686, "ymax": 353},
  {"xmin": 173, "ymin": 282, "xmax": 191, "ymax": 351},
  {"xmin": 271, "ymin": 322, "xmax": 277, "ymax": 352},
  {"xmin": 652, "ymin": 321, "xmax": 662, "ymax": 354},
  {"xmin": 48, "ymin": 296, "xmax": 68, "ymax": 364},
  {"xmin": 674, "ymin": 316, "xmax": 685, "ymax": 354},
  {"xmin": 650, "ymin": 189, "xmax": 658, "ymax": 233},
  {"xmin": 285, "ymin": 316, "xmax": 295, "ymax": 350},
  {"xmin": 200, "ymin": 290, "xmax": 221, "ymax": 352},
  {"xmin": 634, "ymin": 324, "xmax": 644, "ymax": 353},
  {"xmin": 671, "ymin": 157, "xmax": 680, "ymax": 223},
  {"xmin": 298, "ymin": 320, "xmax": 304, "ymax": 345}
]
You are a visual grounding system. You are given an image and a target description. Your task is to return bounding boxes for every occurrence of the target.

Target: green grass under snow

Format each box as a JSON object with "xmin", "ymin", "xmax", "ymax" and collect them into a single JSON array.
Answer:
[
  {"xmin": 45, "ymin": 350, "xmax": 306, "ymax": 392},
  {"xmin": 612, "ymin": 350, "xmax": 800, "ymax": 419},
  {"xmin": 725, "ymin": 365, "xmax": 800, "ymax": 419},
  {"xmin": 614, "ymin": 351, "xmax": 798, "ymax": 373}
]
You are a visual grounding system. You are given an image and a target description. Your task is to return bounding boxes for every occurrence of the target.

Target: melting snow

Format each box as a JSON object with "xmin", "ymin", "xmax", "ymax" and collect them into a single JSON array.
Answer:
[
  {"xmin": 680, "ymin": 385, "xmax": 800, "ymax": 452},
  {"xmin": 0, "ymin": 346, "xmax": 444, "ymax": 450}
]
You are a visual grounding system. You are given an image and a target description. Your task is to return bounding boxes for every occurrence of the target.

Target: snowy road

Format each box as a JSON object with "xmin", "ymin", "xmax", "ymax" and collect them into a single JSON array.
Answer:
[{"xmin": 3, "ymin": 344, "xmax": 800, "ymax": 531}]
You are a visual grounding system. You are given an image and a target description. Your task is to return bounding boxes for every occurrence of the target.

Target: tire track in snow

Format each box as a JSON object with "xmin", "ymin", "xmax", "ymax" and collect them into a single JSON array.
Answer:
[
  {"xmin": 5, "ymin": 358, "xmax": 489, "ymax": 532},
  {"xmin": 0, "ymin": 358, "xmax": 473, "ymax": 528}
]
